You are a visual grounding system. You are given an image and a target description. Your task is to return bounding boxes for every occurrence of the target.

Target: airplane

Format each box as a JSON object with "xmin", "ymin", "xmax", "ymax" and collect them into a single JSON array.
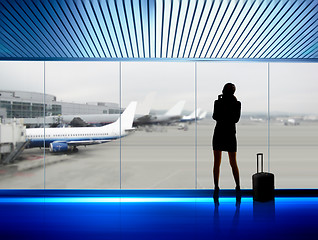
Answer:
[
  {"xmin": 58, "ymin": 114, "xmax": 117, "ymax": 127},
  {"xmin": 284, "ymin": 118, "xmax": 300, "ymax": 126},
  {"xmin": 276, "ymin": 116, "xmax": 301, "ymax": 126},
  {"xmin": 177, "ymin": 110, "xmax": 207, "ymax": 130},
  {"xmin": 55, "ymin": 92, "xmax": 156, "ymax": 127},
  {"xmin": 180, "ymin": 109, "xmax": 201, "ymax": 123},
  {"xmin": 198, "ymin": 111, "xmax": 207, "ymax": 120},
  {"xmin": 25, "ymin": 102, "xmax": 137, "ymax": 153},
  {"xmin": 178, "ymin": 109, "xmax": 207, "ymax": 130},
  {"xmin": 135, "ymin": 100, "xmax": 186, "ymax": 125},
  {"xmin": 250, "ymin": 117, "xmax": 264, "ymax": 122}
]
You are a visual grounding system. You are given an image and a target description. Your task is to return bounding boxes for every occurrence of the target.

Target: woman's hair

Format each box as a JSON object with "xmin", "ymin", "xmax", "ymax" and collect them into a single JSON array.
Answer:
[{"xmin": 222, "ymin": 83, "xmax": 236, "ymax": 96}]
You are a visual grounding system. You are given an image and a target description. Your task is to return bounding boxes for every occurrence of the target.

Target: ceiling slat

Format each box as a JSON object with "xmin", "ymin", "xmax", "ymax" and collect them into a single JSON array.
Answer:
[{"xmin": 0, "ymin": 0, "xmax": 317, "ymax": 61}]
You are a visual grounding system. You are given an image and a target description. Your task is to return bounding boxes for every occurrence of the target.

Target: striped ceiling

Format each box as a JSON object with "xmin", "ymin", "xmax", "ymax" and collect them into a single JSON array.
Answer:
[{"xmin": 0, "ymin": 0, "xmax": 317, "ymax": 61}]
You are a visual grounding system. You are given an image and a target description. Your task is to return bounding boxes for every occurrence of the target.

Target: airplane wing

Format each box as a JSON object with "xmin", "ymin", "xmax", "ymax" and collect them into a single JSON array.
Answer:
[
  {"xmin": 67, "ymin": 140, "xmax": 112, "ymax": 146},
  {"xmin": 52, "ymin": 140, "xmax": 112, "ymax": 146},
  {"xmin": 124, "ymin": 128, "xmax": 136, "ymax": 133}
]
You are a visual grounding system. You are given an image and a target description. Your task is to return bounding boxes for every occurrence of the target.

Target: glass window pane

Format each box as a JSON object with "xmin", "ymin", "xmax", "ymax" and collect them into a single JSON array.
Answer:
[
  {"xmin": 121, "ymin": 62, "xmax": 195, "ymax": 189},
  {"xmin": 270, "ymin": 63, "xmax": 318, "ymax": 189},
  {"xmin": 44, "ymin": 62, "xmax": 120, "ymax": 189},
  {"xmin": 0, "ymin": 61, "xmax": 45, "ymax": 189},
  {"xmin": 197, "ymin": 62, "xmax": 268, "ymax": 189}
]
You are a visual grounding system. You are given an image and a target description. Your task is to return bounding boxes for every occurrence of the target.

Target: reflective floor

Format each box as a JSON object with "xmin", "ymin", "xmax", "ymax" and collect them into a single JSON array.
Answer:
[{"xmin": 0, "ymin": 192, "xmax": 317, "ymax": 240}]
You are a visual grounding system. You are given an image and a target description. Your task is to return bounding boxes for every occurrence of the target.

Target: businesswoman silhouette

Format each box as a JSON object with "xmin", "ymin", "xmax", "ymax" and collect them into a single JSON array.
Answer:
[{"xmin": 212, "ymin": 83, "xmax": 241, "ymax": 199}]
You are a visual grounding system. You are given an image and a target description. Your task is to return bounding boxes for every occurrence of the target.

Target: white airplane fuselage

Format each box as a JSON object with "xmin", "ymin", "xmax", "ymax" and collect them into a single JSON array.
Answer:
[
  {"xmin": 25, "ymin": 102, "xmax": 137, "ymax": 152},
  {"xmin": 26, "ymin": 125, "xmax": 121, "ymax": 148}
]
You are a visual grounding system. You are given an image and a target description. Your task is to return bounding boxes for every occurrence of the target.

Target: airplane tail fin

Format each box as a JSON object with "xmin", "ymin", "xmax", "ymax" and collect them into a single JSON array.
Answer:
[
  {"xmin": 136, "ymin": 92, "xmax": 156, "ymax": 116},
  {"xmin": 186, "ymin": 110, "xmax": 196, "ymax": 119},
  {"xmin": 165, "ymin": 100, "xmax": 186, "ymax": 116},
  {"xmin": 196, "ymin": 109, "xmax": 202, "ymax": 118},
  {"xmin": 189, "ymin": 108, "xmax": 201, "ymax": 118},
  {"xmin": 199, "ymin": 111, "xmax": 207, "ymax": 120},
  {"xmin": 110, "ymin": 101, "xmax": 137, "ymax": 131}
]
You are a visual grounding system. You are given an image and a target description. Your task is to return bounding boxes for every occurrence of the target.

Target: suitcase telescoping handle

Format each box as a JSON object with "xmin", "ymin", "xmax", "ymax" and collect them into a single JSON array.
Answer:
[{"xmin": 257, "ymin": 153, "xmax": 264, "ymax": 173}]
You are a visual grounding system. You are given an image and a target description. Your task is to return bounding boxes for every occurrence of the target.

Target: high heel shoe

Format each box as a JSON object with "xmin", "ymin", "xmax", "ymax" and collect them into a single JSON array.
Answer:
[
  {"xmin": 235, "ymin": 186, "xmax": 241, "ymax": 202},
  {"xmin": 213, "ymin": 187, "xmax": 220, "ymax": 205},
  {"xmin": 213, "ymin": 187, "xmax": 220, "ymax": 199}
]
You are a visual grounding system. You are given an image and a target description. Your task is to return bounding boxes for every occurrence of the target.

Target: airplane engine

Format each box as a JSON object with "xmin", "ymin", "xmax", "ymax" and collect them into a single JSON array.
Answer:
[{"xmin": 50, "ymin": 142, "xmax": 70, "ymax": 152}]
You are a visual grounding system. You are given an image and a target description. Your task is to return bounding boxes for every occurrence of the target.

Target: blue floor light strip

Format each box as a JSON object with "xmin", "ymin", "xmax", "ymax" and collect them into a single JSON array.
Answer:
[{"xmin": 0, "ymin": 196, "xmax": 317, "ymax": 204}]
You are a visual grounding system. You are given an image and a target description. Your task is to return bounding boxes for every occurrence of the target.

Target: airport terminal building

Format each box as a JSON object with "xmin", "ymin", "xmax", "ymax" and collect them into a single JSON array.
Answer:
[{"xmin": 0, "ymin": 90, "xmax": 120, "ymax": 120}]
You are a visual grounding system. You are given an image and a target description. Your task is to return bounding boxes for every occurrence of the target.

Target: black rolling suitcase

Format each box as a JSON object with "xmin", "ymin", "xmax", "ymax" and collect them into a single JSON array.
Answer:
[{"xmin": 252, "ymin": 153, "xmax": 275, "ymax": 202}]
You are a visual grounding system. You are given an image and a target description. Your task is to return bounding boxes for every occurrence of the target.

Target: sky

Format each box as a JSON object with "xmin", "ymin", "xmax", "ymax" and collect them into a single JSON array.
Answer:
[{"xmin": 0, "ymin": 61, "xmax": 317, "ymax": 115}]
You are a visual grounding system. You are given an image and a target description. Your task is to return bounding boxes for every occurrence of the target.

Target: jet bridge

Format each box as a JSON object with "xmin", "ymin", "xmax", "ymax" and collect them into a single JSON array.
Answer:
[{"xmin": 0, "ymin": 121, "xmax": 27, "ymax": 164}]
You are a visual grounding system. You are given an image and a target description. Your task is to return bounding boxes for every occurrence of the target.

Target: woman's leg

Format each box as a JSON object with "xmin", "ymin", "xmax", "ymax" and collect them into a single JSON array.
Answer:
[
  {"xmin": 228, "ymin": 152, "xmax": 240, "ymax": 188},
  {"xmin": 213, "ymin": 150, "xmax": 222, "ymax": 189}
]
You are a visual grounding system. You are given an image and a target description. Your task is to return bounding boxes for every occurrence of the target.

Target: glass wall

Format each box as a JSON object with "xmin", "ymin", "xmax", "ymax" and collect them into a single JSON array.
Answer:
[
  {"xmin": 44, "ymin": 62, "xmax": 120, "ymax": 189},
  {"xmin": 197, "ymin": 62, "xmax": 268, "ymax": 189},
  {"xmin": 270, "ymin": 63, "xmax": 318, "ymax": 188},
  {"xmin": 0, "ymin": 61, "xmax": 45, "ymax": 189},
  {"xmin": 0, "ymin": 61, "xmax": 317, "ymax": 189},
  {"xmin": 121, "ymin": 62, "xmax": 195, "ymax": 188}
]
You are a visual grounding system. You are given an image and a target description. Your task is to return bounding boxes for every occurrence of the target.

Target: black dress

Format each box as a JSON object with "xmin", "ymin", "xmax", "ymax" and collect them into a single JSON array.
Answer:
[{"xmin": 212, "ymin": 95, "xmax": 241, "ymax": 152}]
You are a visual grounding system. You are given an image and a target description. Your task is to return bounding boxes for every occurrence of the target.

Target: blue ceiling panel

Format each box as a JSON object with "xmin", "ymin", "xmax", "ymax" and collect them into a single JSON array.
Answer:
[{"xmin": 0, "ymin": 0, "xmax": 317, "ymax": 61}]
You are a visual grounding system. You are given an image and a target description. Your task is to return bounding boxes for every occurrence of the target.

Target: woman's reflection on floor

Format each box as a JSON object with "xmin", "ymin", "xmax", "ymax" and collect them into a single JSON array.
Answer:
[
  {"xmin": 212, "ymin": 194, "xmax": 241, "ymax": 238},
  {"xmin": 210, "ymin": 193, "xmax": 276, "ymax": 239}
]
